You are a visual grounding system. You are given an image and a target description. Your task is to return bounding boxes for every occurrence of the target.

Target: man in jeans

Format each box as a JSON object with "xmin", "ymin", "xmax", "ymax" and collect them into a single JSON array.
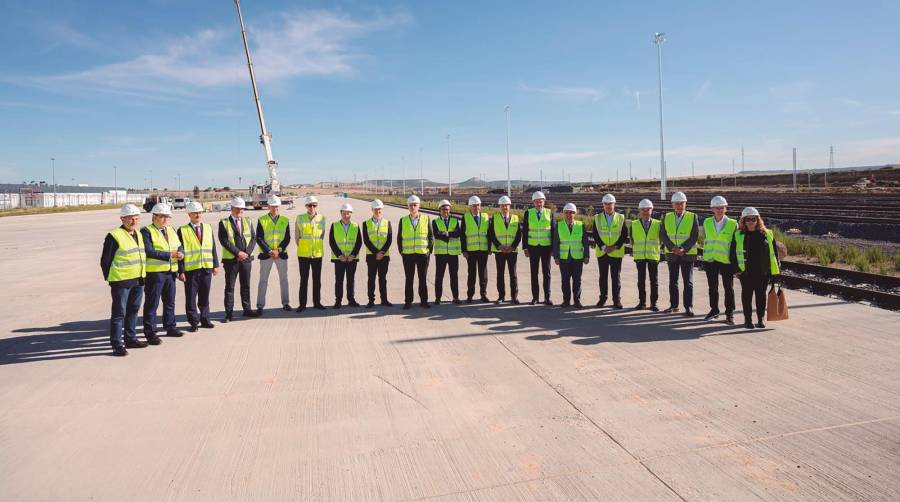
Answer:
[
  {"xmin": 660, "ymin": 191, "xmax": 700, "ymax": 316},
  {"xmin": 100, "ymin": 204, "xmax": 148, "ymax": 356}
]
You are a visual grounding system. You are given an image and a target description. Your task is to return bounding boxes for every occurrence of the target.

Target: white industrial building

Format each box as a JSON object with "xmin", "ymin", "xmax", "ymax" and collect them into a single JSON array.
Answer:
[{"xmin": 0, "ymin": 184, "xmax": 147, "ymax": 210}]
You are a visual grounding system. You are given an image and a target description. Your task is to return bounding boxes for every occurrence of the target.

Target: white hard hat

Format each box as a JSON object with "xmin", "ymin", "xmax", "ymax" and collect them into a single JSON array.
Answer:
[
  {"xmin": 340, "ymin": 203, "xmax": 353, "ymax": 213},
  {"xmin": 370, "ymin": 199, "xmax": 384, "ymax": 209},
  {"xmin": 602, "ymin": 193, "xmax": 616, "ymax": 204},
  {"xmin": 741, "ymin": 207, "xmax": 760, "ymax": 218},
  {"xmin": 710, "ymin": 195, "xmax": 728, "ymax": 208},
  {"xmin": 671, "ymin": 191, "xmax": 687, "ymax": 203},
  {"xmin": 563, "ymin": 203, "xmax": 577, "ymax": 213},
  {"xmin": 230, "ymin": 197, "xmax": 247, "ymax": 209},
  {"xmin": 119, "ymin": 204, "xmax": 140, "ymax": 217},
  {"xmin": 407, "ymin": 195, "xmax": 421, "ymax": 205},
  {"xmin": 267, "ymin": 195, "xmax": 282, "ymax": 207},
  {"xmin": 186, "ymin": 201, "xmax": 205, "ymax": 213},
  {"xmin": 638, "ymin": 199, "xmax": 654, "ymax": 209},
  {"xmin": 468, "ymin": 196, "xmax": 482, "ymax": 206},
  {"xmin": 498, "ymin": 195, "xmax": 511, "ymax": 205},
  {"xmin": 532, "ymin": 191, "xmax": 546, "ymax": 201},
  {"xmin": 151, "ymin": 203, "xmax": 172, "ymax": 216},
  {"xmin": 438, "ymin": 199, "xmax": 451, "ymax": 208},
  {"xmin": 304, "ymin": 196, "xmax": 319, "ymax": 206}
]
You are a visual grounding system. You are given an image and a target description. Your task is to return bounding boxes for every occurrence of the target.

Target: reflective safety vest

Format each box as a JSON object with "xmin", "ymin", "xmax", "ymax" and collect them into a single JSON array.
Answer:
[
  {"xmin": 259, "ymin": 213, "xmax": 289, "ymax": 250},
  {"xmin": 663, "ymin": 211, "xmax": 698, "ymax": 255},
  {"xmin": 631, "ymin": 219, "xmax": 661, "ymax": 261},
  {"xmin": 180, "ymin": 223, "xmax": 215, "ymax": 272},
  {"xmin": 106, "ymin": 227, "xmax": 146, "ymax": 282},
  {"xmin": 330, "ymin": 221, "xmax": 359, "ymax": 261},
  {"xmin": 702, "ymin": 217, "xmax": 737, "ymax": 264},
  {"xmin": 593, "ymin": 212, "xmax": 625, "ymax": 258},
  {"xmin": 144, "ymin": 224, "xmax": 181, "ymax": 273},
  {"xmin": 433, "ymin": 217, "xmax": 461, "ymax": 256},
  {"xmin": 557, "ymin": 221, "xmax": 585, "ymax": 260},
  {"xmin": 491, "ymin": 213, "xmax": 519, "ymax": 252},
  {"xmin": 463, "ymin": 212, "xmax": 489, "ymax": 251},
  {"xmin": 220, "ymin": 217, "xmax": 252, "ymax": 260},
  {"xmin": 526, "ymin": 208, "xmax": 552, "ymax": 246},
  {"xmin": 296, "ymin": 213, "xmax": 326, "ymax": 258},
  {"xmin": 400, "ymin": 215, "xmax": 430, "ymax": 255},
  {"xmin": 735, "ymin": 229, "xmax": 780, "ymax": 275},
  {"xmin": 365, "ymin": 218, "xmax": 391, "ymax": 256}
]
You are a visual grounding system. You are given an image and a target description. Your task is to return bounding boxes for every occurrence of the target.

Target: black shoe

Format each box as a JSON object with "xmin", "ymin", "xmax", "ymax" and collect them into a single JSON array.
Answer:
[
  {"xmin": 434, "ymin": 299, "xmax": 442, "ymax": 305},
  {"xmin": 466, "ymin": 298, "xmax": 473, "ymax": 304},
  {"xmin": 634, "ymin": 303, "xmax": 646, "ymax": 310},
  {"xmin": 495, "ymin": 297, "xmax": 504, "ymax": 304},
  {"xmin": 366, "ymin": 301, "xmax": 375, "ymax": 308},
  {"xmin": 200, "ymin": 321, "xmax": 214, "ymax": 329},
  {"xmin": 125, "ymin": 339, "xmax": 148, "ymax": 349},
  {"xmin": 704, "ymin": 310, "xmax": 720, "ymax": 321},
  {"xmin": 544, "ymin": 299, "xmax": 554, "ymax": 306},
  {"xmin": 744, "ymin": 320, "xmax": 754, "ymax": 329},
  {"xmin": 382, "ymin": 301, "xmax": 394, "ymax": 307},
  {"xmin": 188, "ymin": 325, "xmax": 199, "ymax": 333},
  {"xmin": 511, "ymin": 298, "xmax": 521, "ymax": 305},
  {"xmin": 725, "ymin": 315, "xmax": 735, "ymax": 325},
  {"xmin": 560, "ymin": 301, "xmax": 571, "ymax": 308},
  {"xmin": 574, "ymin": 301, "xmax": 584, "ymax": 309},
  {"xmin": 596, "ymin": 298, "xmax": 607, "ymax": 308},
  {"xmin": 283, "ymin": 304, "xmax": 292, "ymax": 311},
  {"xmin": 650, "ymin": 305, "xmax": 660, "ymax": 312},
  {"xmin": 451, "ymin": 299, "xmax": 462, "ymax": 305},
  {"xmin": 255, "ymin": 308, "xmax": 264, "ymax": 317},
  {"xmin": 480, "ymin": 296, "xmax": 490, "ymax": 303},
  {"xmin": 756, "ymin": 320, "xmax": 766, "ymax": 329},
  {"xmin": 333, "ymin": 303, "xmax": 342, "ymax": 310},
  {"xmin": 663, "ymin": 306, "xmax": 679, "ymax": 313},
  {"xmin": 112, "ymin": 347, "xmax": 128, "ymax": 357},
  {"xmin": 348, "ymin": 300, "xmax": 361, "ymax": 307},
  {"xmin": 683, "ymin": 308, "xmax": 695, "ymax": 317},
  {"xmin": 295, "ymin": 306, "xmax": 305, "ymax": 313},
  {"xmin": 221, "ymin": 316, "xmax": 232, "ymax": 323},
  {"xmin": 402, "ymin": 303, "xmax": 412, "ymax": 310},
  {"xmin": 530, "ymin": 298, "xmax": 538, "ymax": 305},
  {"xmin": 420, "ymin": 302, "xmax": 431, "ymax": 309},
  {"xmin": 612, "ymin": 303, "xmax": 624, "ymax": 310},
  {"xmin": 244, "ymin": 310, "xmax": 260, "ymax": 318},
  {"xmin": 146, "ymin": 335, "xmax": 162, "ymax": 346},
  {"xmin": 166, "ymin": 330, "xmax": 185, "ymax": 337},
  {"xmin": 314, "ymin": 304, "xmax": 327, "ymax": 310}
]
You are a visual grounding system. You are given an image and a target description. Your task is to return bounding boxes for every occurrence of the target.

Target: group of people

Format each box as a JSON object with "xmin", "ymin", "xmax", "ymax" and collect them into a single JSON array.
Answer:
[{"xmin": 101, "ymin": 191, "xmax": 781, "ymax": 356}]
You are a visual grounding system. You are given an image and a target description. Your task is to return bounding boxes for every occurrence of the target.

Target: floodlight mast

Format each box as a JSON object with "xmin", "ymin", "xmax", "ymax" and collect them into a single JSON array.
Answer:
[{"xmin": 653, "ymin": 32, "xmax": 667, "ymax": 201}]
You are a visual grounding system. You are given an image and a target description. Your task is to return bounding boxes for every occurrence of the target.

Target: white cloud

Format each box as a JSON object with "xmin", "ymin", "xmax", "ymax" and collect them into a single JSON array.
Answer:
[
  {"xmin": 518, "ymin": 83, "xmax": 607, "ymax": 101},
  {"xmin": 695, "ymin": 79, "xmax": 712, "ymax": 100}
]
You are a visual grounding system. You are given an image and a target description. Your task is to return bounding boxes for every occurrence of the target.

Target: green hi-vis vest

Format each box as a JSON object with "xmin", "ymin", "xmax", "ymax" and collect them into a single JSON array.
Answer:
[
  {"xmin": 144, "ymin": 224, "xmax": 181, "ymax": 273},
  {"xmin": 400, "ymin": 215, "xmax": 430, "ymax": 255},
  {"xmin": 296, "ymin": 213, "xmax": 326, "ymax": 258},
  {"xmin": 735, "ymin": 229, "xmax": 780, "ymax": 275},
  {"xmin": 631, "ymin": 219, "xmax": 661, "ymax": 261},
  {"xmin": 330, "ymin": 221, "xmax": 359, "ymax": 261},
  {"xmin": 463, "ymin": 212, "xmax": 490, "ymax": 251},
  {"xmin": 433, "ymin": 217, "xmax": 461, "ymax": 256},
  {"xmin": 593, "ymin": 212, "xmax": 625, "ymax": 258},
  {"xmin": 220, "ymin": 216, "xmax": 252, "ymax": 260},
  {"xmin": 259, "ymin": 213, "xmax": 289, "ymax": 250},
  {"xmin": 365, "ymin": 218, "xmax": 390, "ymax": 256},
  {"xmin": 180, "ymin": 223, "xmax": 215, "ymax": 272},
  {"xmin": 526, "ymin": 208, "xmax": 552, "ymax": 246},
  {"xmin": 106, "ymin": 227, "xmax": 146, "ymax": 282},
  {"xmin": 491, "ymin": 213, "xmax": 520, "ymax": 252},
  {"xmin": 557, "ymin": 221, "xmax": 585, "ymax": 260},
  {"xmin": 663, "ymin": 211, "xmax": 698, "ymax": 255},
  {"xmin": 702, "ymin": 217, "xmax": 738, "ymax": 264}
]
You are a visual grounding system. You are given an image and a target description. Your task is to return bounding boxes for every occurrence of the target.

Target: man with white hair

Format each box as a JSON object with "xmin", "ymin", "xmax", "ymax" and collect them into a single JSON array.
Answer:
[
  {"xmin": 218, "ymin": 197, "xmax": 259, "ymax": 322},
  {"xmin": 523, "ymin": 191, "xmax": 555, "ymax": 305},
  {"xmin": 460, "ymin": 195, "xmax": 491, "ymax": 303},
  {"xmin": 363, "ymin": 199, "xmax": 393, "ymax": 307},
  {"xmin": 631, "ymin": 199, "xmax": 661, "ymax": 311},
  {"xmin": 255, "ymin": 195, "xmax": 291, "ymax": 315},
  {"xmin": 702, "ymin": 196, "xmax": 737, "ymax": 324},
  {"xmin": 141, "ymin": 203, "xmax": 184, "ymax": 343},
  {"xmin": 397, "ymin": 195, "xmax": 433, "ymax": 309},
  {"xmin": 553, "ymin": 203, "xmax": 590, "ymax": 308},
  {"xmin": 178, "ymin": 201, "xmax": 219, "ymax": 332},
  {"xmin": 660, "ymin": 192, "xmax": 700, "ymax": 316},
  {"xmin": 591, "ymin": 193, "xmax": 627, "ymax": 309},
  {"xmin": 100, "ymin": 204, "xmax": 148, "ymax": 356},
  {"xmin": 488, "ymin": 195, "xmax": 521, "ymax": 303}
]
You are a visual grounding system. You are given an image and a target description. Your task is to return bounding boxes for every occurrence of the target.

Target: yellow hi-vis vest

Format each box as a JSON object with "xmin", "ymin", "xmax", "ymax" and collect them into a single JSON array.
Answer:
[
  {"xmin": 259, "ymin": 213, "xmax": 289, "ymax": 250},
  {"xmin": 463, "ymin": 212, "xmax": 489, "ymax": 251},
  {"xmin": 663, "ymin": 211, "xmax": 698, "ymax": 255},
  {"xmin": 106, "ymin": 227, "xmax": 146, "ymax": 282},
  {"xmin": 557, "ymin": 221, "xmax": 585, "ymax": 260},
  {"xmin": 400, "ymin": 215, "xmax": 430, "ymax": 255},
  {"xmin": 330, "ymin": 221, "xmax": 359, "ymax": 261},
  {"xmin": 631, "ymin": 219, "xmax": 661, "ymax": 261},
  {"xmin": 144, "ymin": 224, "xmax": 181, "ymax": 273},
  {"xmin": 433, "ymin": 217, "xmax": 461, "ymax": 255},
  {"xmin": 702, "ymin": 217, "xmax": 737, "ymax": 264},
  {"xmin": 593, "ymin": 212, "xmax": 625, "ymax": 258},
  {"xmin": 735, "ymin": 229, "xmax": 780, "ymax": 275},
  {"xmin": 491, "ymin": 213, "xmax": 519, "ymax": 252},
  {"xmin": 180, "ymin": 223, "xmax": 215, "ymax": 272},
  {"xmin": 296, "ymin": 213, "xmax": 326, "ymax": 258},
  {"xmin": 220, "ymin": 216, "xmax": 252, "ymax": 260},
  {"xmin": 365, "ymin": 218, "xmax": 390, "ymax": 256},
  {"xmin": 526, "ymin": 208, "xmax": 552, "ymax": 246}
]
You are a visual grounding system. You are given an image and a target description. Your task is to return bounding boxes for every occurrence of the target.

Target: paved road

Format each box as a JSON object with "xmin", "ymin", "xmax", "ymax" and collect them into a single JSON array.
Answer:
[{"xmin": 1, "ymin": 195, "xmax": 898, "ymax": 501}]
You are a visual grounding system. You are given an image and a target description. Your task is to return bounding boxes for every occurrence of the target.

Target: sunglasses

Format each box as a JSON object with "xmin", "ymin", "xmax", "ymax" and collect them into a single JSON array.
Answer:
[
  {"xmin": 744, "ymin": 217, "xmax": 758, "ymax": 222},
  {"xmin": 306, "ymin": 204, "xmax": 318, "ymax": 208}
]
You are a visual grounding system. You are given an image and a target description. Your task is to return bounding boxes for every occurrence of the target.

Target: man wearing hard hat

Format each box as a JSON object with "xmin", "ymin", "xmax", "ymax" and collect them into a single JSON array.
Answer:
[
  {"xmin": 100, "ymin": 204, "xmax": 148, "ymax": 356},
  {"xmin": 362, "ymin": 199, "xmax": 393, "ymax": 307},
  {"xmin": 523, "ymin": 191, "xmax": 555, "ymax": 305},
  {"xmin": 329, "ymin": 203, "xmax": 362, "ymax": 308},
  {"xmin": 659, "ymin": 192, "xmax": 700, "ymax": 316},
  {"xmin": 218, "ymin": 197, "xmax": 259, "ymax": 322},
  {"xmin": 255, "ymin": 195, "xmax": 291, "ymax": 315},
  {"xmin": 431, "ymin": 199, "xmax": 462, "ymax": 304},
  {"xmin": 140, "ymin": 203, "xmax": 184, "ymax": 344},
  {"xmin": 591, "ymin": 194, "xmax": 627, "ymax": 309},
  {"xmin": 178, "ymin": 201, "xmax": 219, "ymax": 332},
  {"xmin": 295, "ymin": 195, "xmax": 327, "ymax": 312},
  {"xmin": 553, "ymin": 203, "xmax": 590, "ymax": 308},
  {"xmin": 701, "ymin": 196, "xmax": 738, "ymax": 324},
  {"xmin": 631, "ymin": 199, "xmax": 661, "ymax": 311},
  {"xmin": 488, "ymin": 195, "xmax": 521, "ymax": 304},
  {"xmin": 460, "ymin": 195, "xmax": 491, "ymax": 303},
  {"xmin": 397, "ymin": 195, "xmax": 433, "ymax": 309}
]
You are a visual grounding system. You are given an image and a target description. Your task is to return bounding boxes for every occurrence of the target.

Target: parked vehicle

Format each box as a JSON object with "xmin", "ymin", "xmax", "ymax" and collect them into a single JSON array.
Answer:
[
  {"xmin": 142, "ymin": 195, "xmax": 170, "ymax": 213},
  {"xmin": 172, "ymin": 197, "xmax": 191, "ymax": 210}
]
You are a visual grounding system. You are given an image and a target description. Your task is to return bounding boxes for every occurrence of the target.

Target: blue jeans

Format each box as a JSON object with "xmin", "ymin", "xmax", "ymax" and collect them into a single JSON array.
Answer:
[
  {"xmin": 144, "ymin": 272, "xmax": 177, "ymax": 335},
  {"xmin": 666, "ymin": 256, "xmax": 694, "ymax": 309},
  {"xmin": 110, "ymin": 284, "xmax": 144, "ymax": 348}
]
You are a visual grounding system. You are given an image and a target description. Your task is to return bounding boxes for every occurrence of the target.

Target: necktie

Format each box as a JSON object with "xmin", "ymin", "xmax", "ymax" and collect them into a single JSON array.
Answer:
[
  {"xmin": 161, "ymin": 227, "xmax": 167, "ymax": 240},
  {"xmin": 195, "ymin": 224, "xmax": 201, "ymax": 240}
]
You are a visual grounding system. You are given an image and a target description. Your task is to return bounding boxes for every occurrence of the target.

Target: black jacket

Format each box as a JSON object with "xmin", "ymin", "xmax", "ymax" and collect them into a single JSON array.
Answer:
[
  {"xmin": 362, "ymin": 219, "xmax": 393, "ymax": 255},
  {"xmin": 218, "ymin": 216, "xmax": 256, "ymax": 261},
  {"xmin": 521, "ymin": 208, "xmax": 556, "ymax": 250},
  {"xmin": 329, "ymin": 221, "xmax": 363, "ymax": 261},
  {"xmin": 487, "ymin": 213, "xmax": 522, "ymax": 250},
  {"xmin": 140, "ymin": 225, "xmax": 185, "ymax": 275},
  {"xmin": 100, "ymin": 225, "xmax": 145, "ymax": 287},
  {"xmin": 552, "ymin": 221, "xmax": 591, "ymax": 261},
  {"xmin": 660, "ymin": 212, "xmax": 700, "ymax": 261},
  {"xmin": 730, "ymin": 230, "xmax": 779, "ymax": 277},
  {"xmin": 589, "ymin": 213, "xmax": 628, "ymax": 254},
  {"xmin": 397, "ymin": 215, "xmax": 434, "ymax": 254},
  {"xmin": 177, "ymin": 224, "xmax": 220, "ymax": 274},
  {"xmin": 255, "ymin": 214, "xmax": 291, "ymax": 260}
]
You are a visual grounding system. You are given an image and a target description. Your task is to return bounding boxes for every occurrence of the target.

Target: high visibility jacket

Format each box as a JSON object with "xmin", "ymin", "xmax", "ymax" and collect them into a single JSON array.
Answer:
[
  {"xmin": 259, "ymin": 214, "xmax": 289, "ymax": 250},
  {"xmin": 735, "ymin": 229, "xmax": 780, "ymax": 275},
  {"xmin": 144, "ymin": 224, "xmax": 181, "ymax": 273},
  {"xmin": 631, "ymin": 219, "xmax": 661, "ymax": 261},
  {"xmin": 365, "ymin": 218, "xmax": 390, "ymax": 256},
  {"xmin": 663, "ymin": 211, "xmax": 698, "ymax": 255},
  {"xmin": 702, "ymin": 217, "xmax": 737, "ymax": 264},
  {"xmin": 491, "ymin": 213, "xmax": 519, "ymax": 252},
  {"xmin": 463, "ymin": 212, "xmax": 490, "ymax": 251},
  {"xmin": 400, "ymin": 215, "xmax": 430, "ymax": 255},
  {"xmin": 557, "ymin": 221, "xmax": 585, "ymax": 260},
  {"xmin": 330, "ymin": 221, "xmax": 359, "ymax": 261},
  {"xmin": 296, "ymin": 213, "xmax": 326, "ymax": 258},
  {"xmin": 220, "ymin": 217, "xmax": 252, "ymax": 260},
  {"xmin": 106, "ymin": 227, "xmax": 146, "ymax": 282},
  {"xmin": 526, "ymin": 208, "xmax": 552, "ymax": 246},
  {"xmin": 434, "ymin": 218, "xmax": 461, "ymax": 256},
  {"xmin": 180, "ymin": 223, "xmax": 215, "ymax": 272},
  {"xmin": 593, "ymin": 212, "xmax": 625, "ymax": 258}
]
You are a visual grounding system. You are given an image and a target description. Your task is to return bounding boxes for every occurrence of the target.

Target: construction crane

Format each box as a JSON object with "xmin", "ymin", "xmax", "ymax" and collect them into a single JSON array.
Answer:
[{"xmin": 234, "ymin": 0, "xmax": 280, "ymax": 209}]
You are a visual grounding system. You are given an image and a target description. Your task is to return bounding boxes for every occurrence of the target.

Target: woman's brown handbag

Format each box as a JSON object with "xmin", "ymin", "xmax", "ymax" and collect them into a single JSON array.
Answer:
[{"xmin": 767, "ymin": 284, "xmax": 789, "ymax": 321}]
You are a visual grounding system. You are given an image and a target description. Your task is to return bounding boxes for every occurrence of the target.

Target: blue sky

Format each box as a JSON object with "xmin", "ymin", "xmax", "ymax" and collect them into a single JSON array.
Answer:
[{"xmin": 2, "ymin": 0, "xmax": 899, "ymax": 189}]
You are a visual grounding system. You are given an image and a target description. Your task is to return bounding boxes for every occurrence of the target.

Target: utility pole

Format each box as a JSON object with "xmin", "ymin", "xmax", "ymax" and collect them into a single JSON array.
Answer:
[
  {"xmin": 654, "ymin": 32, "xmax": 667, "ymax": 201},
  {"xmin": 505, "ymin": 105, "xmax": 512, "ymax": 197},
  {"xmin": 540, "ymin": 168, "xmax": 544, "ymax": 192},
  {"xmin": 792, "ymin": 147, "xmax": 798, "ymax": 192},
  {"xmin": 827, "ymin": 145, "xmax": 834, "ymax": 187},
  {"xmin": 446, "ymin": 134, "xmax": 452, "ymax": 197}
]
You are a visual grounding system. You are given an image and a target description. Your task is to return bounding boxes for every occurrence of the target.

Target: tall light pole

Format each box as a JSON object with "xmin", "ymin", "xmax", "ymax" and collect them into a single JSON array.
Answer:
[
  {"xmin": 446, "ymin": 134, "xmax": 452, "ymax": 197},
  {"xmin": 50, "ymin": 157, "xmax": 56, "ymax": 207},
  {"xmin": 504, "ymin": 105, "xmax": 512, "ymax": 197},
  {"xmin": 653, "ymin": 32, "xmax": 667, "ymax": 201}
]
